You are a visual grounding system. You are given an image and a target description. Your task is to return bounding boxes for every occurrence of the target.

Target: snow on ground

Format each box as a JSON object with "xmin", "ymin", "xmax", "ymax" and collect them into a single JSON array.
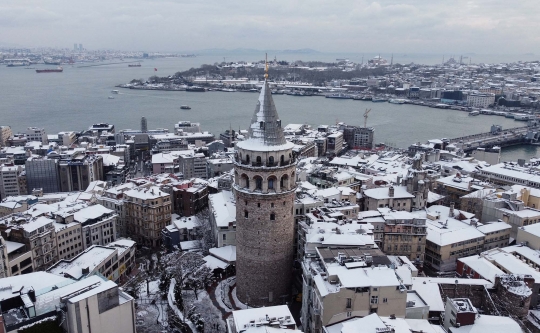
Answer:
[
  {"xmin": 136, "ymin": 301, "xmax": 167, "ymax": 333},
  {"xmin": 168, "ymin": 278, "xmax": 198, "ymax": 333},
  {"xmin": 231, "ymin": 285, "xmax": 248, "ymax": 309},
  {"xmin": 138, "ymin": 279, "xmax": 160, "ymax": 297},
  {"xmin": 215, "ymin": 279, "xmax": 233, "ymax": 312}
]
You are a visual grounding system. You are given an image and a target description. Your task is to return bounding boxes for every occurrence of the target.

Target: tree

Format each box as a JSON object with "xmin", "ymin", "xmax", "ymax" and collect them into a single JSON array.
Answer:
[
  {"xmin": 194, "ymin": 209, "xmax": 215, "ymax": 254},
  {"xmin": 174, "ymin": 279, "xmax": 184, "ymax": 312}
]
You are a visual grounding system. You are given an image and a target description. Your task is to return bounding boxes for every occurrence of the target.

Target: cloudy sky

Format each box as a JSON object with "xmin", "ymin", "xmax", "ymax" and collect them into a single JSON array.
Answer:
[{"xmin": 0, "ymin": 0, "xmax": 538, "ymax": 54}]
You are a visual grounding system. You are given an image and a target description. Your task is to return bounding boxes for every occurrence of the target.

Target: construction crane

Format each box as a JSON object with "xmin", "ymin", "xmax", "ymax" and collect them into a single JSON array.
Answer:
[{"xmin": 363, "ymin": 108, "xmax": 371, "ymax": 128}]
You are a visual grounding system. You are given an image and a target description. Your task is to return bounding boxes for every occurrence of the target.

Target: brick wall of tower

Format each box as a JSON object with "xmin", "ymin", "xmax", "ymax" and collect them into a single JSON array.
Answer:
[{"xmin": 235, "ymin": 189, "xmax": 296, "ymax": 306}]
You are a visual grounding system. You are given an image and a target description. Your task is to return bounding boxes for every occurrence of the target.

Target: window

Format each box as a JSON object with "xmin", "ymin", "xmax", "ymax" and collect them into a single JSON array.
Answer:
[
  {"xmin": 346, "ymin": 298, "xmax": 352, "ymax": 308},
  {"xmin": 271, "ymin": 203, "xmax": 274, "ymax": 208},
  {"xmin": 256, "ymin": 156, "xmax": 262, "ymax": 165},
  {"xmin": 269, "ymin": 156, "xmax": 274, "ymax": 165},
  {"xmin": 244, "ymin": 211, "xmax": 249, "ymax": 218},
  {"xmin": 268, "ymin": 178, "xmax": 275, "ymax": 190},
  {"xmin": 370, "ymin": 296, "xmax": 378, "ymax": 304},
  {"xmin": 270, "ymin": 213, "xmax": 276, "ymax": 221},
  {"xmin": 258, "ymin": 203, "xmax": 261, "ymax": 208},
  {"xmin": 346, "ymin": 311, "xmax": 352, "ymax": 318},
  {"xmin": 222, "ymin": 234, "xmax": 226, "ymax": 241},
  {"xmin": 383, "ymin": 298, "xmax": 388, "ymax": 303},
  {"xmin": 372, "ymin": 287, "xmax": 378, "ymax": 291},
  {"xmin": 255, "ymin": 176, "xmax": 263, "ymax": 190}
]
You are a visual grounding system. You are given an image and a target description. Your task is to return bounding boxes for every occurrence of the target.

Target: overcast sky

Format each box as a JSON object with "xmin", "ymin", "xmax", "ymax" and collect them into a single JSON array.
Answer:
[{"xmin": 0, "ymin": 0, "xmax": 538, "ymax": 54}]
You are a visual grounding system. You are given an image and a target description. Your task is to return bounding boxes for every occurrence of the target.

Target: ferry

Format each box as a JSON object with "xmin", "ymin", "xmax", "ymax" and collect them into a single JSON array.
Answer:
[
  {"xmin": 222, "ymin": 88, "xmax": 236, "ymax": 92},
  {"xmin": 108, "ymin": 96, "xmax": 115, "ymax": 99},
  {"xmin": 111, "ymin": 90, "xmax": 119, "ymax": 94},
  {"xmin": 186, "ymin": 86, "xmax": 205, "ymax": 92},
  {"xmin": 514, "ymin": 114, "xmax": 535, "ymax": 121},
  {"xmin": 505, "ymin": 113, "xmax": 515, "ymax": 119},
  {"xmin": 36, "ymin": 67, "xmax": 63, "ymax": 73},
  {"xmin": 468, "ymin": 111, "xmax": 480, "ymax": 116},
  {"xmin": 388, "ymin": 99, "xmax": 406, "ymax": 104},
  {"xmin": 180, "ymin": 105, "xmax": 191, "ymax": 110},
  {"xmin": 128, "ymin": 63, "xmax": 141, "ymax": 67}
]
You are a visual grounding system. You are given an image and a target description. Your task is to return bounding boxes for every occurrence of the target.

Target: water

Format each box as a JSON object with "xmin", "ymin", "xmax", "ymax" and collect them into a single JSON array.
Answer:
[{"xmin": 1, "ymin": 56, "xmax": 538, "ymax": 160}]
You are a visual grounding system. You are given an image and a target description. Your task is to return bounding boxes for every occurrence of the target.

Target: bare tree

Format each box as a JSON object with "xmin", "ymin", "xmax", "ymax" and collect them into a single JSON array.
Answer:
[{"xmin": 194, "ymin": 208, "xmax": 216, "ymax": 254}]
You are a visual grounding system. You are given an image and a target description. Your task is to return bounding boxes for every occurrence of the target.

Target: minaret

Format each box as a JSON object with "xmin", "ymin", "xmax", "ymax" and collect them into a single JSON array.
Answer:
[{"xmin": 233, "ymin": 56, "xmax": 297, "ymax": 306}]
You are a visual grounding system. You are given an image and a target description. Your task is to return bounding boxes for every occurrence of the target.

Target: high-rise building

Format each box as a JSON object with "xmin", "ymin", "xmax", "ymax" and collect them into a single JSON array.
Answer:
[
  {"xmin": 74, "ymin": 43, "xmax": 78, "ymax": 51},
  {"xmin": 234, "ymin": 68, "xmax": 297, "ymax": 306},
  {"xmin": 25, "ymin": 157, "xmax": 61, "ymax": 193},
  {"xmin": 141, "ymin": 117, "xmax": 148, "ymax": 133},
  {"xmin": 343, "ymin": 125, "xmax": 375, "ymax": 150},
  {"xmin": 78, "ymin": 43, "xmax": 83, "ymax": 51},
  {"xmin": 58, "ymin": 153, "xmax": 104, "ymax": 192}
]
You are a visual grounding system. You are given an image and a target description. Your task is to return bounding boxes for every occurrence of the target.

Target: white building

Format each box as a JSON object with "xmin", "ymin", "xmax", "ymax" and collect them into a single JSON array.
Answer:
[
  {"xmin": 0, "ymin": 272, "xmax": 136, "ymax": 333},
  {"xmin": 466, "ymin": 93, "xmax": 495, "ymax": 108},
  {"xmin": 25, "ymin": 127, "xmax": 48, "ymax": 144},
  {"xmin": 0, "ymin": 126, "xmax": 12, "ymax": 147}
]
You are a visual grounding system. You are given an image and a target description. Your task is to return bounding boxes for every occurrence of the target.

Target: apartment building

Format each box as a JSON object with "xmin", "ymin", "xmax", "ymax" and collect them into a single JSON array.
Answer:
[
  {"xmin": 379, "ymin": 208, "xmax": 427, "ymax": 263},
  {"xmin": 25, "ymin": 127, "xmax": 48, "ymax": 144},
  {"xmin": 0, "ymin": 165, "xmax": 27, "ymax": 200},
  {"xmin": 124, "ymin": 185, "xmax": 171, "ymax": 247},
  {"xmin": 0, "ymin": 273, "xmax": 136, "ymax": 333},
  {"xmin": 0, "ymin": 215, "xmax": 58, "ymax": 271},
  {"xmin": 301, "ymin": 247, "xmax": 411, "ymax": 333}
]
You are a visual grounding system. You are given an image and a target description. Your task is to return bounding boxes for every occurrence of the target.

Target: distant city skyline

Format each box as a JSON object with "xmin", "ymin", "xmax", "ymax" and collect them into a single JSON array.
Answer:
[{"xmin": 0, "ymin": 0, "xmax": 538, "ymax": 55}]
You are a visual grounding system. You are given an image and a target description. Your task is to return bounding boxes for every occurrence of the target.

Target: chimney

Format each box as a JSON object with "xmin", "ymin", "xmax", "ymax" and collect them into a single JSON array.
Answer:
[
  {"xmin": 450, "ymin": 202, "xmax": 455, "ymax": 217},
  {"xmin": 389, "ymin": 186, "xmax": 395, "ymax": 198}
]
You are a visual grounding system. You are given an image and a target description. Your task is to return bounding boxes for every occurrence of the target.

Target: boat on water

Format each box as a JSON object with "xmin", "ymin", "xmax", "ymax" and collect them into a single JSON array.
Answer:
[
  {"xmin": 505, "ymin": 113, "xmax": 515, "ymax": 119},
  {"xmin": 111, "ymin": 90, "xmax": 119, "ymax": 94},
  {"xmin": 388, "ymin": 98, "xmax": 406, "ymax": 104},
  {"xmin": 222, "ymin": 88, "xmax": 236, "ymax": 92},
  {"xmin": 469, "ymin": 111, "xmax": 480, "ymax": 116},
  {"xmin": 180, "ymin": 105, "xmax": 191, "ymax": 110},
  {"xmin": 36, "ymin": 67, "xmax": 63, "ymax": 73},
  {"xmin": 325, "ymin": 93, "xmax": 351, "ymax": 99},
  {"xmin": 514, "ymin": 114, "xmax": 535, "ymax": 121},
  {"xmin": 128, "ymin": 63, "xmax": 141, "ymax": 67},
  {"xmin": 108, "ymin": 96, "xmax": 115, "ymax": 99},
  {"xmin": 6, "ymin": 62, "xmax": 27, "ymax": 67},
  {"xmin": 43, "ymin": 58, "xmax": 61, "ymax": 65},
  {"xmin": 186, "ymin": 86, "xmax": 205, "ymax": 92},
  {"xmin": 372, "ymin": 97, "xmax": 388, "ymax": 103}
]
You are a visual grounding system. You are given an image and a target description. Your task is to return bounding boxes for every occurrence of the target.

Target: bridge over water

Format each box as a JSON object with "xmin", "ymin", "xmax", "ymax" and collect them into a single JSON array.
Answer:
[{"xmin": 413, "ymin": 122, "xmax": 540, "ymax": 154}]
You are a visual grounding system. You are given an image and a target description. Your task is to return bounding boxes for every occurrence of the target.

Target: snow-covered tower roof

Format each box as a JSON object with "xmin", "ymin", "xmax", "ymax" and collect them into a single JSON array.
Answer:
[{"xmin": 246, "ymin": 65, "xmax": 286, "ymax": 146}]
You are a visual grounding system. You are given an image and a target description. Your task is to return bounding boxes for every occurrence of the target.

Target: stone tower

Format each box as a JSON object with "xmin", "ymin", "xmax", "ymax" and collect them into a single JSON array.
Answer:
[{"xmin": 234, "ymin": 72, "xmax": 297, "ymax": 307}]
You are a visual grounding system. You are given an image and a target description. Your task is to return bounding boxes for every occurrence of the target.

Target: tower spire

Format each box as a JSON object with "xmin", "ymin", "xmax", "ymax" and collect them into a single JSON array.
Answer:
[{"xmin": 264, "ymin": 53, "xmax": 269, "ymax": 80}]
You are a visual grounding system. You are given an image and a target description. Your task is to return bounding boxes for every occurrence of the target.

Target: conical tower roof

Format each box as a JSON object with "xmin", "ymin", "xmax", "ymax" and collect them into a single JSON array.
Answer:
[{"xmin": 246, "ymin": 79, "xmax": 287, "ymax": 146}]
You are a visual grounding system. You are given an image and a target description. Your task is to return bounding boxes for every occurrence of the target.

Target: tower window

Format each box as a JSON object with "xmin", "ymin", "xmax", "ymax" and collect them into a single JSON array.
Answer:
[
  {"xmin": 258, "ymin": 203, "xmax": 261, "ymax": 208},
  {"xmin": 268, "ymin": 176, "xmax": 276, "ymax": 190},
  {"xmin": 260, "ymin": 121, "xmax": 265, "ymax": 129},
  {"xmin": 245, "ymin": 211, "xmax": 249, "ymax": 218},
  {"xmin": 271, "ymin": 203, "xmax": 274, "ymax": 208},
  {"xmin": 270, "ymin": 213, "xmax": 275, "ymax": 220},
  {"xmin": 254, "ymin": 176, "xmax": 263, "ymax": 190},
  {"xmin": 269, "ymin": 156, "xmax": 274, "ymax": 165}
]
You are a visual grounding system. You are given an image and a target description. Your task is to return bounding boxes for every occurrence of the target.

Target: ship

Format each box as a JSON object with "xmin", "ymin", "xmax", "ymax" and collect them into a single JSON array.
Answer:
[
  {"xmin": 128, "ymin": 63, "xmax": 141, "ymax": 67},
  {"xmin": 186, "ymin": 86, "xmax": 205, "ymax": 92},
  {"xmin": 180, "ymin": 105, "xmax": 191, "ymax": 110},
  {"xmin": 388, "ymin": 98, "xmax": 406, "ymax": 104},
  {"xmin": 43, "ymin": 58, "xmax": 62, "ymax": 65},
  {"xmin": 371, "ymin": 97, "xmax": 388, "ymax": 103},
  {"xmin": 468, "ymin": 111, "xmax": 480, "ymax": 116},
  {"xmin": 36, "ymin": 67, "xmax": 63, "ymax": 73}
]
